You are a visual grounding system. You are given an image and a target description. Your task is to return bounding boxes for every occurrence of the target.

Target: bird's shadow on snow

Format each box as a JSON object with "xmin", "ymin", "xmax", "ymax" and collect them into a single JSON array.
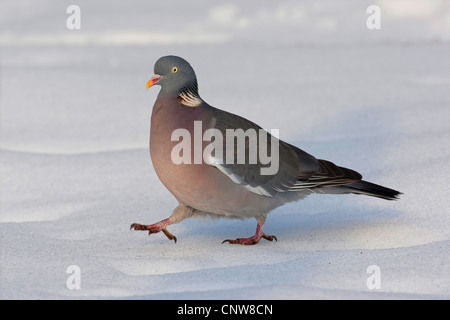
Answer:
[{"xmin": 181, "ymin": 196, "xmax": 403, "ymax": 249}]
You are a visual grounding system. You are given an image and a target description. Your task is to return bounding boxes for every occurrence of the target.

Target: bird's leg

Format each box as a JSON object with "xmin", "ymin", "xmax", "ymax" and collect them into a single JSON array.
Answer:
[
  {"xmin": 130, "ymin": 204, "xmax": 195, "ymax": 243},
  {"xmin": 222, "ymin": 216, "xmax": 277, "ymax": 245}
]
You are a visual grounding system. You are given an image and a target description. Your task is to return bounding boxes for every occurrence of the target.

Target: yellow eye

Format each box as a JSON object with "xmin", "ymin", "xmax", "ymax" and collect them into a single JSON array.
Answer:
[{"xmin": 172, "ymin": 66, "xmax": 178, "ymax": 73}]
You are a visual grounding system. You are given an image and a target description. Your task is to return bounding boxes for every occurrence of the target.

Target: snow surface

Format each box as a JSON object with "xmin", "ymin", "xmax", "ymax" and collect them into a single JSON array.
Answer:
[{"xmin": 1, "ymin": 0, "xmax": 449, "ymax": 299}]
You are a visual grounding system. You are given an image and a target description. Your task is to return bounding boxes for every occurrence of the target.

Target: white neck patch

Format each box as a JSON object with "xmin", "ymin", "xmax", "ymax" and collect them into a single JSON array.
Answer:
[{"xmin": 180, "ymin": 91, "xmax": 202, "ymax": 107}]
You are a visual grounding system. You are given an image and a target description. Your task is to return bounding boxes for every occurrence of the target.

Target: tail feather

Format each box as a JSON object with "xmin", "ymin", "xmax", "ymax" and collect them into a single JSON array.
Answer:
[{"xmin": 342, "ymin": 180, "xmax": 402, "ymax": 200}]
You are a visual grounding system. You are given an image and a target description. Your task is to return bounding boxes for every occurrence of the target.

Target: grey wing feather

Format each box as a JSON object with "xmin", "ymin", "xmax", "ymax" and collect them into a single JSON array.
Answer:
[
  {"xmin": 206, "ymin": 107, "xmax": 321, "ymax": 196},
  {"xmin": 289, "ymin": 159, "xmax": 362, "ymax": 190},
  {"xmin": 204, "ymin": 106, "xmax": 362, "ymax": 197}
]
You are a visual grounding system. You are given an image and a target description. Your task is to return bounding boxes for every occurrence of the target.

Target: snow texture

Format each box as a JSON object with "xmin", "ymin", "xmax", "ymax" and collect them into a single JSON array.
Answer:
[{"xmin": 1, "ymin": 0, "xmax": 449, "ymax": 299}]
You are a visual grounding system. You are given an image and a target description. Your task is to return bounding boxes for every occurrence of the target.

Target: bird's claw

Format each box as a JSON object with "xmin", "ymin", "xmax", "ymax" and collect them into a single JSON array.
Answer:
[
  {"xmin": 161, "ymin": 228, "xmax": 177, "ymax": 243},
  {"xmin": 130, "ymin": 223, "xmax": 145, "ymax": 231},
  {"xmin": 222, "ymin": 234, "xmax": 277, "ymax": 245},
  {"xmin": 130, "ymin": 223, "xmax": 177, "ymax": 243}
]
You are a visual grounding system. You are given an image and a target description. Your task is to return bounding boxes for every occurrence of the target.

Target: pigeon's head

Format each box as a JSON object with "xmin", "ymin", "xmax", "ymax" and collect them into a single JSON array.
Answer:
[{"xmin": 146, "ymin": 55, "xmax": 198, "ymax": 96}]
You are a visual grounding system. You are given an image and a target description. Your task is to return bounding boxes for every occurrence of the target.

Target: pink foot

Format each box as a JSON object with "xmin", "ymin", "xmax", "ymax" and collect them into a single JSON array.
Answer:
[
  {"xmin": 222, "ymin": 233, "xmax": 277, "ymax": 245},
  {"xmin": 130, "ymin": 219, "xmax": 177, "ymax": 243},
  {"xmin": 222, "ymin": 218, "xmax": 277, "ymax": 245}
]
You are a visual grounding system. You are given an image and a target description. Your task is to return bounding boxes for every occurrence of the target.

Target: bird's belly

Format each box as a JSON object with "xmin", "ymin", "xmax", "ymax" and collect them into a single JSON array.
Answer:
[
  {"xmin": 151, "ymin": 136, "xmax": 288, "ymax": 219},
  {"xmin": 151, "ymin": 145, "xmax": 265, "ymax": 217}
]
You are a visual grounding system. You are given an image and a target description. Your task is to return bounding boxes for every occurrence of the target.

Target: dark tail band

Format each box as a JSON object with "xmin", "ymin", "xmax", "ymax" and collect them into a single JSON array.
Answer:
[{"xmin": 343, "ymin": 180, "xmax": 402, "ymax": 200}]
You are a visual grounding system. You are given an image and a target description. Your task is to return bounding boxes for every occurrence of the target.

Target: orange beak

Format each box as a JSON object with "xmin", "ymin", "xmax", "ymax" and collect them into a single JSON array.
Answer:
[{"xmin": 146, "ymin": 74, "xmax": 162, "ymax": 89}]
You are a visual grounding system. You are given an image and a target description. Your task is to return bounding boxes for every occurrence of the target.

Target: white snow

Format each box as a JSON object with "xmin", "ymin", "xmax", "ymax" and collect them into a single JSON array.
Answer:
[{"xmin": 1, "ymin": 0, "xmax": 449, "ymax": 299}]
